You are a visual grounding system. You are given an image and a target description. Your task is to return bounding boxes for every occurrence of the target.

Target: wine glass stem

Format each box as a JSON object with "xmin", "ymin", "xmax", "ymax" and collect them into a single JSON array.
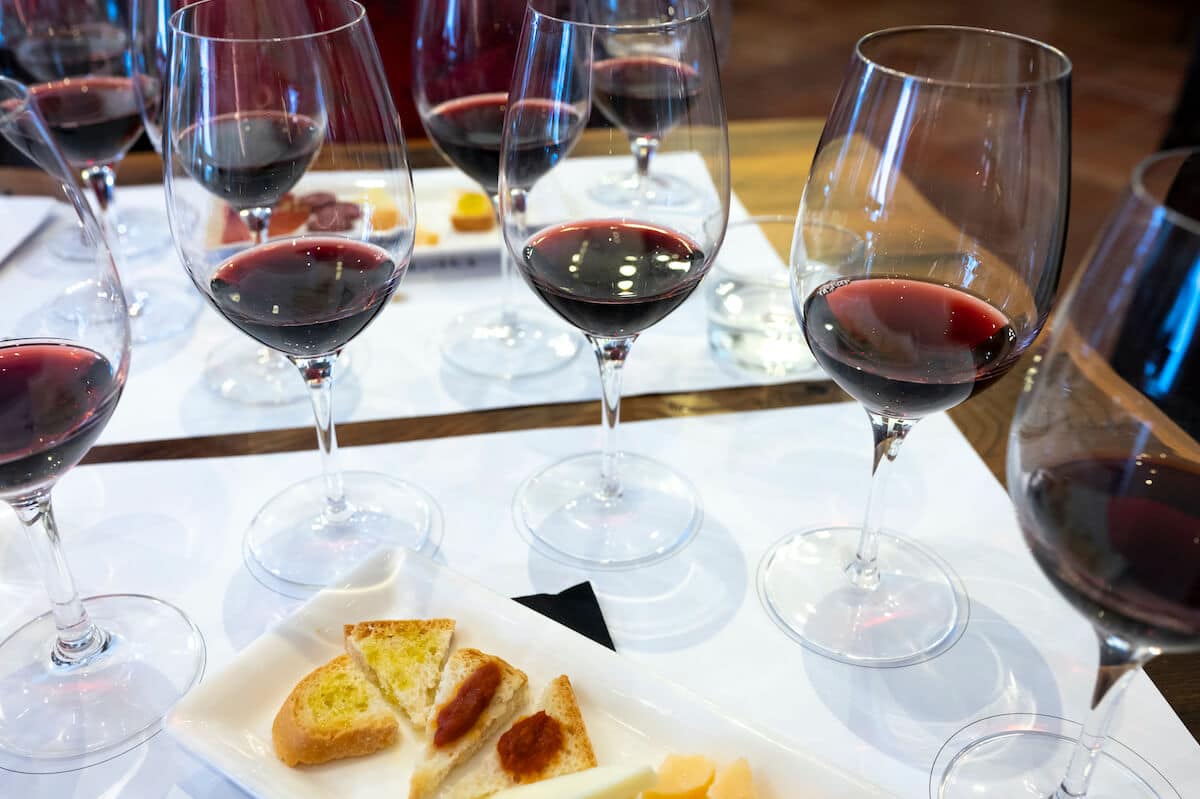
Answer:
[
  {"xmin": 632, "ymin": 136, "xmax": 658, "ymax": 182},
  {"xmin": 850, "ymin": 411, "xmax": 917, "ymax": 590},
  {"xmin": 592, "ymin": 335, "xmax": 634, "ymax": 499},
  {"xmin": 1054, "ymin": 634, "xmax": 1156, "ymax": 799},
  {"xmin": 10, "ymin": 492, "xmax": 109, "ymax": 666},
  {"xmin": 82, "ymin": 163, "xmax": 153, "ymax": 316},
  {"xmin": 491, "ymin": 193, "xmax": 518, "ymax": 329},
  {"xmin": 241, "ymin": 208, "xmax": 272, "ymax": 245},
  {"xmin": 293, "ymin": 354, "xmax": 350, "ymax": 521},
  {"xmin": 82, "ymin": 163, "xmax": 116, "ymax": 215}
]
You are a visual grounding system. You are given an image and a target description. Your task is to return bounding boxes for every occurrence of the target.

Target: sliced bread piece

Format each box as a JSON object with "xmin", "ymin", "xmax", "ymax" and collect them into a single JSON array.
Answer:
[
  {"xmin": 344, "ymin": 619, "xmax": 455, "ymax": 725},
  {"xmin": 409, "ymin": 648, "xmax": 529, "ymax": 799},
  {"xmin": 446, "ymin": 675, "xmax": 597, "ymax": 799},
  {"xmin": 271, "ymin": 654, "xmax": 399, "ymax": 767}
]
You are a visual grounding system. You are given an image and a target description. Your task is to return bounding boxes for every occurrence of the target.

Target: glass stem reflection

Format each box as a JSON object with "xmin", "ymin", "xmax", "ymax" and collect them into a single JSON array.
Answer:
[
  {"xmin": 850, "ymin": 411, "xmax": 916, "ymax": 590},
  {"xmin": 1055, "ymin": 634, "xmax": 1157, "ymax": 798},
  {"xmin": 632, "ymin": 136, "xmax": 658, "ymax": 183},
  {"xmin": 294, "ymin": 353, "xmax": 350, "ymax": 522},
  {"xmin": 492, "ymin": 192, "xmax": 519, "ymax": 330},
  {"xmin": 593, "ymin": 335, "xmax": 633, "ymax": 500},
  {"xmin": 11, "ymin": 493, "xmax": 110, "ymax": 666}
]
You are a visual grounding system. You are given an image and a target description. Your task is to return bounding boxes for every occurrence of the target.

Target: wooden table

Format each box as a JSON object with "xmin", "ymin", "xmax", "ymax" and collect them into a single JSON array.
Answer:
[{"xmin": 5, "ymin": 118, "xmax": 1197, "ymax": 740}]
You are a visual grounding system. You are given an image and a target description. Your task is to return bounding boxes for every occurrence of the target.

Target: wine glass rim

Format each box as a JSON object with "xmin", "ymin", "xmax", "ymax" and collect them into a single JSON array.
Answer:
[
  {"xmin": 854, "ymin": 25, "xmax": 1072, "ymax": 88},
  {"xmin": 1130, "ymin": 147, "xmax": 1200, "ymax": 236},
  {"xmin": 0, "ymin": 76, "xmax": 30, "ymax": 126},
  {"xmin": 169, "ymin": 0, "xmax": 367, "ymax": 43},
  {"xmin": 528, "ymin": 0, "xmax": 711, "ymax": 31}
]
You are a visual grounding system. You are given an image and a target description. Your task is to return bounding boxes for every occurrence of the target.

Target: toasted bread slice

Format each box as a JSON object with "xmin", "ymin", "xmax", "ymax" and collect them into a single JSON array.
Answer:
[
  {"xmin": 409, "ymin": 648, "xmax": 529, "ymax": 799},
  {"xmin": 344, "ymin": 619, "xmax": 455, "ymax": 726},
  {"xmin": 271, "ymin": 654, "xmax": 399, "ymax": 767},
  {"xmin": 447, "ymin": 675, "xmax": 597, "ymax": 799}
]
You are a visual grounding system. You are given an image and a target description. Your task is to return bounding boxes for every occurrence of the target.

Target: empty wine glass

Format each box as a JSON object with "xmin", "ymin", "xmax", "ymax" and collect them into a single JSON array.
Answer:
[
  {"xmin": 0, "ymin": 0, "xmax": 200, "ymax": 344},
  {"xmin": 501, "ymin": 0, "xmax": 729, "ymax": 569},
  {"xmin": 932, "ymin": 148, "xmax": 1200, "ymax": 798},
  {"xmin": 758, "ymin": 27, "xmax": 1071, "ymax": 667},
  {"xmin": 165, "ymin": 0, "xmax": 439, "ymax": 594},
  {"xmin": 0, "ymin": 76, "xmax": 204, "ymax": 773},
  {"xmin": 130, "ymin": 0, "xmax": 305, "ymax": 404},
  {"xmin": 413, "ymin": 0, "xmax": 582, "ymax": 379},
  {"xmin": 706, "ymin": 215, "xmax": 860, "ymax": 377}
]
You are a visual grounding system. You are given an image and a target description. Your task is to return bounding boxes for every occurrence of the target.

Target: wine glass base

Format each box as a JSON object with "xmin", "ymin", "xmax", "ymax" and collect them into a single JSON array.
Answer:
[
  {"xmin": 587, "ymin": 170, "xmax": 698, "ymax": 208},
  {"xmin": 930, "ymin": 713, "xmax": 1181, "ymax": 798},
  {"xmin": 243, "ymin": 470, "xmax": 441, "ymax": 596},
  {"xmin": 0, "ymin": 594, "xmax": 206, "ymax": 774},
  {"xmin": 513, "ymin": 451, "xmax": 702, "ymax": 570},
  {"xmin": 48, "ymin": 207, "xmax": 172, "ymax": 261},
  {"xmin": 48, "ymin": 278, "xmax": 201, "ymax": 345},
  {"xmin": 204, "ymin": 339, "xmax": 308, "ymax": 406},
  {"xmin": 126, "ymin": 278, "xmax": 202, "ymax": 344},
  {"xmin": 440, "ymin": 305, "xmax": 582, "ymax": 379},
  {"xmin": 757, "ymin": 526, "xmax": 969, "ymax": 667}
]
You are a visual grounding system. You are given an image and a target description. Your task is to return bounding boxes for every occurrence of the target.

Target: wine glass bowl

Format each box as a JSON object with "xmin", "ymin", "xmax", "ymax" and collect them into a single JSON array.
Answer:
[
  {"xmin": 501, "ymin": 0, "xmax": 729, "ymax": 569},
  {"xmin": 413, "ymin": 0, "xmax": 583, "ymax": 380},
  {"xmin": 757, "ymin": 26, "xmax": 1071, "ymax": 667},
  {"xmin": 0, "ymin": 76, "xmax": 205, "ymax": 774},
  {"xmin": 165, "ymin": 0, "xmax": 439, "ymax": 594},
  {"xmin": 932, "ymin": 148, "xmax": 1200, "ymax": 798}
]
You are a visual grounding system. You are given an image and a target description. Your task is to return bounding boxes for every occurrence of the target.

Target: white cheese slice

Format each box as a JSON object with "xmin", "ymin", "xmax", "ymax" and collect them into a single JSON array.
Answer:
[{"xmin": 489, "ymin": 765, "xmax": 657, "ymax": 799}]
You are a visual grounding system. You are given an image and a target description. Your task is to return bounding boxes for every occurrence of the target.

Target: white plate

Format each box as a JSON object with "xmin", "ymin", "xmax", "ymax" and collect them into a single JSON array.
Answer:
[{"xmin": 166, "ymin": 549, "xmax": 894, "ymax": 799}]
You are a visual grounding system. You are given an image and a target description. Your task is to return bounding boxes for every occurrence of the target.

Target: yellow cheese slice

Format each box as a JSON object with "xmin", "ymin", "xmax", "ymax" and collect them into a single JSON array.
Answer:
[{"xmin": 489, "ymin": 765, "xmax": 656, "ymax": 799}]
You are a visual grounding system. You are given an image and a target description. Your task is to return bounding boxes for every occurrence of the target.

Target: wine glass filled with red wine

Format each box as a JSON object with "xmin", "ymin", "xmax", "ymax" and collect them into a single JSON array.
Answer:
[
  {"xmin": 500, "ymin": 0, "xmax": 729, "ymax": 569},
  {"xmin": 0, "ymin": 76, "xmax": 204, "ymax": 773},
  {"xmin": 165, "ymin": 0, "xmax": 440, "ymax": 594},
  {"xmin": 413, "ymin": 0, "xmax": 584, "ymax": 379},
  {"xmin": 586, "ymin": 0, "xmax": 707, "ymax": 208},
  {"xmin": 932, "ymin": 149, "xmax": 1200, "ymax": 799},
  {"xmin": 0, "ymin": 0, "xmax": 200, "ymax": 344},
  {"xmin": 757, "ymin": 27, "xmax": 1072, "ymax": 667}
]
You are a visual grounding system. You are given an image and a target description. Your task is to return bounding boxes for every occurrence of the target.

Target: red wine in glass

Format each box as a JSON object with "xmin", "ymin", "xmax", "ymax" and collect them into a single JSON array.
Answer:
[
  {"xmin": 0, "ymin": 342, "xmax": 121, "ymax": 499},
  {"xmin": 423, "ymin": 93, "xmax": 583, "ymax": 194},
  {"xmin": 1022, "ymin": 456, "xmax": 1200, "ymax": 650},
  {"xmin": 28, "ymin": 76, "xmax": 144, "ymax": 167},
  {"xmin": 209, "ymin": 237, "xmax": 403, "ymax": 358},
  {"xmin": 802, "ymin": 276, "xmax": 1019, "ymax": 418},
  {"xmin": 592, "ymin": 56, "xmax": 701, "ymax": 139},
  {"xmin": 174, "ymin": 110, "xmax": 324, "ymax": 210},
  {"xmin": 520, "ymin": 220, "xmax": 707, "ymax": 338}
]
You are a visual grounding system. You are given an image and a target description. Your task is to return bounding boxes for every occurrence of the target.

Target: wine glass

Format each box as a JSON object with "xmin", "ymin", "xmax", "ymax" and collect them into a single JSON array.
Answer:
[
  {"xmin": 757, "ymin": 27, "xmax": 1072, "ymax": 667},
  {"xmin": 165, "ymin": 0, "xmax": 439, "ymax": 594},
  {"xmin": 130, "ymin": 0, "xmax": 304, "ymax": 405},
  {"xmin": 0, "ymin": 76, "xmax": 205, "ymax": 773},
  {"xmin": 0, "ymin": 0, "xmax": 201, "ymax": 344},
  {"xmin": 500, "ymin": 0, "xmax": 729, "ymax": 569},
  {"xmin": 930, "ymin": 148, "xmax": 1200, "ymax": 798},
  {"xmin": 413, "ymin": 0, "xmax": 582, "ymax": 379},
  {"xmin": 585, "ymin": 0, "xmax": 705, "ymax": 207}
]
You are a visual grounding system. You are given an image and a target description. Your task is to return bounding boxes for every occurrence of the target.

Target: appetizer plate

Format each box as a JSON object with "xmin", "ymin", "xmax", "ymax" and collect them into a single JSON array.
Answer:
[{"xmin": 166, "ymin": 549, "xmax": 895, "ymax": 799}]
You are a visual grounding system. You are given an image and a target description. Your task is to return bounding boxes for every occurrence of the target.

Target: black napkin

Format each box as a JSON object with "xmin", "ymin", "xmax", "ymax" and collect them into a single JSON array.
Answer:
[{"xmin": 513, "ymin": 582, "xmax": 615, "ymax": 651}]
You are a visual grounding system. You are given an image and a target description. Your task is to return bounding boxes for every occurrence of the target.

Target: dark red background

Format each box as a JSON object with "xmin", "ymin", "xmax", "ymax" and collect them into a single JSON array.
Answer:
[{"xmin": 360, "ymin": 1, "xmax": 423, "ymax": 140}]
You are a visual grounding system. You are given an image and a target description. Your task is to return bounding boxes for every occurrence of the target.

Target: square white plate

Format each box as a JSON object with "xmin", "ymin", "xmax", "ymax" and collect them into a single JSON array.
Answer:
[{"xmin": 166, "ymin": 549, "xmax": 895, "ymax": 799}]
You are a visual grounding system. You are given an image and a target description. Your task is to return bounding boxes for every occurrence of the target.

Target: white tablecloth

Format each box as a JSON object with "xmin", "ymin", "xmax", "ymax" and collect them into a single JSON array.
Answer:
[{"xmin": 1, "ymin": 403, "xmax": 1196, "ymax": 797}]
